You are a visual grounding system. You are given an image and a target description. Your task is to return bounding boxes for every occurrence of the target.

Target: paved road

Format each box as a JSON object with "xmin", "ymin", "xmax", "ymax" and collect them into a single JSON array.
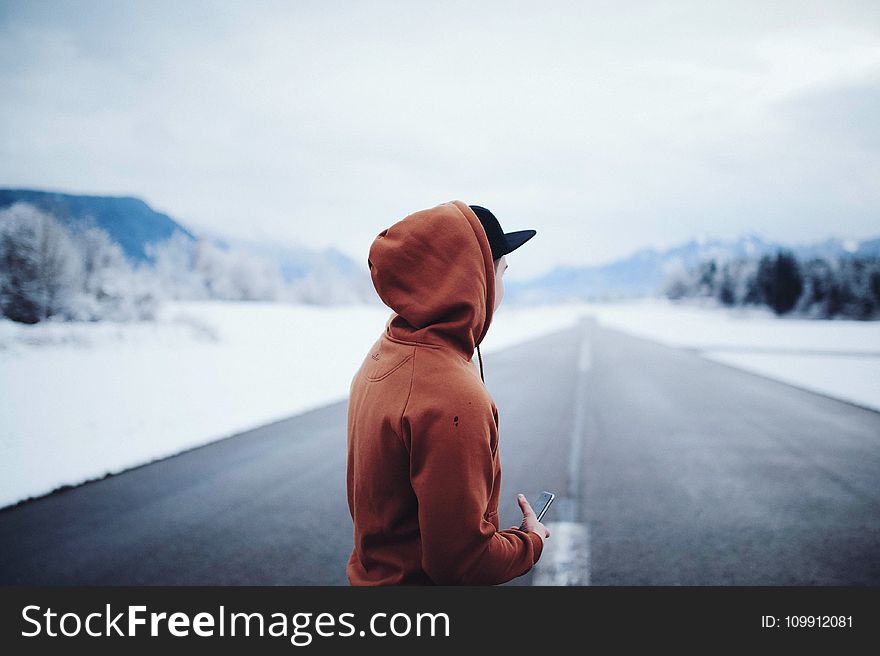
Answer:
[{"xmin": 1, "ymin": 318, "xmax": 878, "ymax": 585}]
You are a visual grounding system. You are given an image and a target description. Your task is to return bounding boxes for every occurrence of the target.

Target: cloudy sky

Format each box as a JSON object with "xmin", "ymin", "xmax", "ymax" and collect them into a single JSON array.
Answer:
[{"xmin": 1, "ymin": 1, "xmax": 879, "ymax": 279}]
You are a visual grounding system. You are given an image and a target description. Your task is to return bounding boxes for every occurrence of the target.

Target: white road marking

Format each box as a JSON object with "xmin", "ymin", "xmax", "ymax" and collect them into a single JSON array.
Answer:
[
  {"xmin": 532, "ymin": 521, "xmax": 591, "ymax": 586},
  {"xmin": 578, "ymin": 320, "xmax": 592, "ymax": 373},
  {"xmin": 566, "ymin": 319, "xmax": 591, "ymax": 507},
  {"xmin": 534, "ymin": 317, "xmax": 593, "ymax": 585}
]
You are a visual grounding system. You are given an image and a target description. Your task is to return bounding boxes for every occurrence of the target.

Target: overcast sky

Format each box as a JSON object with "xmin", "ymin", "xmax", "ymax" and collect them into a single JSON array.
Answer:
[{"xmin": 1, "ymin": 1, "xmax": 879, "ymax": 279}]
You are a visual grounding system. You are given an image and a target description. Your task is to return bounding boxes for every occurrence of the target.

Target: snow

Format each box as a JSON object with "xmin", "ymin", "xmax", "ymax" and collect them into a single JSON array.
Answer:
[
  {"xmin": 580, "ymin": 297, "xmax": 880, "ymax": 354},
  {"xmin": 703, "ymin": 351, "xmax": 878, "ymax": 411},
  {"xmin": 1, "ymin": 297, "xmax": 878, "ymax": 509}
]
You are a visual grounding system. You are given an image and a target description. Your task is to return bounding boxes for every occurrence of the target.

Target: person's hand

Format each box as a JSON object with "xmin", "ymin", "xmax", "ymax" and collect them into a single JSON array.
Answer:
[{"xmin": 509, "ymin": 493, "xmax": 551, "ymax": 541}]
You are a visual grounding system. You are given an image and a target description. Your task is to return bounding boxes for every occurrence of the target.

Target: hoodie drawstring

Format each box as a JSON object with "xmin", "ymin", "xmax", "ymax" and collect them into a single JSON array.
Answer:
[{"xmin": 477, "ymin": 343, "xmax": 484, "ymax": 383}]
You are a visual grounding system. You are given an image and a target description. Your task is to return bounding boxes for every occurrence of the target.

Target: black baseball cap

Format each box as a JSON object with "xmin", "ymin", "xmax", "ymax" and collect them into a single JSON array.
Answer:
[{"xmin": 469, "ymin": 205, "xmax": 537, "ymax": 261}]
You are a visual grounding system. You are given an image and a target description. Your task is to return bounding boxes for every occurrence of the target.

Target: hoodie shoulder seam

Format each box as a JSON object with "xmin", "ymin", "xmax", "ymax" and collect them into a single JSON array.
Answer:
[
  {"xmin": 384, "ymin": 333, "xmax": 472, "ymax": 364},
  {"xmin": 384, "ymin": 332, "xmax": 442, "ymax": 349}
]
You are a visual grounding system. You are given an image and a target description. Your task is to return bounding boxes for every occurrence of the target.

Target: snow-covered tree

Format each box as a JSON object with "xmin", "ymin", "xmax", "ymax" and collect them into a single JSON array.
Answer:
[
  {"xmin": 0, "ymin": 202, "xmax": 82, "ymax": 323},
  {"xmin": 145, "ymin": 230, "xmax": 208, "ymax": 300},
  {"xmin": 284, "ymin": 253, "xmax": 375, "ymax": 305},
  {"xmin": 193, "ymin": 238, "xmax": 283, "ymax": 301},
  {"xmin": 68, "ymin": 217, "xmax": 159, "ymax": 321},
  {"xmin": 146, "ymin": 232, "xmax": 285, "ymax": 302},
  {"xmin": 663, "ymin": 249, "xmax": 879, "ymax": 320}
]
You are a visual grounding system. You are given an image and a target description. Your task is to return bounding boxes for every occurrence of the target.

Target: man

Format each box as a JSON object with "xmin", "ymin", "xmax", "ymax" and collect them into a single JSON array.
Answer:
[{"xmin": 346, "ymin": 200, "xmax": 550, "ymax": 585}]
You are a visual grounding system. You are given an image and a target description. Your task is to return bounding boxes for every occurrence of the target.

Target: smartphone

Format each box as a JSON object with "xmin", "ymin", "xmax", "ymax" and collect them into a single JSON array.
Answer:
[{"xmin": 531, "ymin": 491, "xmax": 555, "ymax": 522}]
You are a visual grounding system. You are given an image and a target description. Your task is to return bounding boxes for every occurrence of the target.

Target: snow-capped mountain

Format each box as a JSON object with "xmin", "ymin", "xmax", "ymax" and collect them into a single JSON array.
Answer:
[
  {"xmin": 505, "ymin": 232, "xmax": 880, "ymax": 304},
  {"xmin": 0, "ymin": 188, "xmax": 196, "ymax": 263}
]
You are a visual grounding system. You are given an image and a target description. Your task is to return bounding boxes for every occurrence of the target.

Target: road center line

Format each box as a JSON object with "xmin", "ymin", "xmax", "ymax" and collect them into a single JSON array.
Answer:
[{"xmin": 533, "ymin": 316, "xmax": 593, "ymax": 586}]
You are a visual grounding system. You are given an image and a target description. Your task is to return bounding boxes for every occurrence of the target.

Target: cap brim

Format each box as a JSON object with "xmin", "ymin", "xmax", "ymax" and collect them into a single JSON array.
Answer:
[{"xmin": 500, "ymin": 229, "xmax": 536, "ymax": 256}]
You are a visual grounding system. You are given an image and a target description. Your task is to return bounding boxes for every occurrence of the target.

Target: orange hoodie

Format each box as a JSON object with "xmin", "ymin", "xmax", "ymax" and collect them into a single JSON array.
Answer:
[{"xmin": 346, "ymin": 200, "xmax": 544, "ymax": 585}]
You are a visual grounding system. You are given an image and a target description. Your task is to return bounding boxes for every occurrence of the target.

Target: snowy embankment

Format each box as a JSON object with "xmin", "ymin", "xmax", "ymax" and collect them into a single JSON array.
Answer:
[
  {"xmin": 579, "ymin": 298, "xmax": 880, "ymax": 414},
  {"xmin": 1, "ymin": 297, "xmax": 878, "ymax": 509}
]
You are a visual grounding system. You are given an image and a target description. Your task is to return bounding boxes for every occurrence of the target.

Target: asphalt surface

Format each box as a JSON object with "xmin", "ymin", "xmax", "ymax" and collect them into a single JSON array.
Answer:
[{"xmin": 1, "ymin": 318, "xmax": 878, "ymax": 585}]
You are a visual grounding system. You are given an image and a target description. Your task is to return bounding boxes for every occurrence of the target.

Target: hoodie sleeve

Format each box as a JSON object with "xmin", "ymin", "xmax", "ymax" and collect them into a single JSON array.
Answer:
[{"xmin": 406, "ymin": 400, "xmax": 544, "ymax": 585}]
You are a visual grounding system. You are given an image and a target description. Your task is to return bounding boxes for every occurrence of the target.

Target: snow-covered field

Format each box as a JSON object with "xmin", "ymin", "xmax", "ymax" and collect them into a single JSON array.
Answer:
[{"xmin": 1, "ymin": 297, "xmax": 878, "ymax": 509}]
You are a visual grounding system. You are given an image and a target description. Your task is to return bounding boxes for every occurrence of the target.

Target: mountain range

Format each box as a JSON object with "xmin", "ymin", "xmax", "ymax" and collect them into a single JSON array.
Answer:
[
  {"xmin": 0, "ymin": 188, "xmax": 195, "ymax": 263},
  {"xmin": 0, "ymin": 188, "xmax": 376, "ymax": 303},
  {"xmin": 2, "ymin": 188, "xmax": 876, "ymax": 306},
  {"xmin": 505, "ymin": 232, "xmax": 880, "ymax": 304}
]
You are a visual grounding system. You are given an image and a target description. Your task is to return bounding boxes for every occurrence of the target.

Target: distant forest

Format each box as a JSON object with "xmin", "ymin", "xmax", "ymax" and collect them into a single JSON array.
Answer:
[
  {"xmin": 664, "ymin": 249, "xmax": 880, "ymax": 320},
  {"xmin": 0, "ymin": 202, "xmax": 324, "ymax": 324}
]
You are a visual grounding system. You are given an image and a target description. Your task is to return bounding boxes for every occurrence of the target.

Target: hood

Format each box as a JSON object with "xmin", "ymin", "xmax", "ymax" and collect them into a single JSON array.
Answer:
[{"xmin": 368, "ymin": 200, "xmax": 495, "ymax": 366}]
